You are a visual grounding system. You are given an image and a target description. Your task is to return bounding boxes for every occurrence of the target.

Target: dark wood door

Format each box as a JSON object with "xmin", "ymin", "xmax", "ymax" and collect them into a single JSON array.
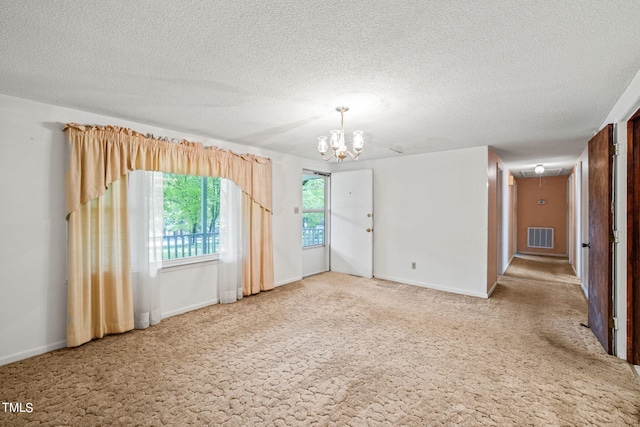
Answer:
[
  {"xmin": 588, "ymin": 124, "xmax": 614, "ymax": 354},
  {"xmin": 627, "ymin": 109, "xmax": 640, "ymax": 364}
]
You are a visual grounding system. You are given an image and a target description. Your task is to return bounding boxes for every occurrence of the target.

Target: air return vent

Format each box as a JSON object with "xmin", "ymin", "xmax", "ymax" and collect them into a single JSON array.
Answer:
[{"xmin": 528, "ymin": 227, "xmax": 554, "ymax": 249}]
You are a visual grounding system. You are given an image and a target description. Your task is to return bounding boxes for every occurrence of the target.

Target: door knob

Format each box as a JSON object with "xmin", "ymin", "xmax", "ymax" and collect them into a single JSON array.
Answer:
[{"xmin": 366, "ymin": 228, "xmax": 372, "ymax": 232}]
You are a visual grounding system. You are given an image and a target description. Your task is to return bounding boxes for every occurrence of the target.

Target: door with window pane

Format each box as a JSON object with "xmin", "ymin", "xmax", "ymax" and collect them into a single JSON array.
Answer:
[{"xmin": 302, "ymin": 171, "xmax": 329, "ymax": 277}]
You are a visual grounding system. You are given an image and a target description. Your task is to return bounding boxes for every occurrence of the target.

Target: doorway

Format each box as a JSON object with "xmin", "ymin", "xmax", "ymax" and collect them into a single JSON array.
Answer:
[
  {"xmin": 301, "ymin": 171, "xmax": 329, "ymax": 277},
  {"xmin": 301, "ymin": 169, "xmax": 374, "ymax": 279}
]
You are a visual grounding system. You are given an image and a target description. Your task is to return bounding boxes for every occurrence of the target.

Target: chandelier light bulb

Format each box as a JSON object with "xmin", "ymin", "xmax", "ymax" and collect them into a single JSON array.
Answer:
[
  {"xmin": 329, "ymin": 130, "xmax": 341, "ymax": 149},
  {"xmin": 338, "ymin": 130, "xmax": 347, "ymax": 151},
  {"xmin": 317, "ymin": 136, "xmax": 328, "ymax": 155},
  {"xmin": 534, "ymin": 164, "xmax": 545, "ymax": 174},
  {"xmin": 352, "ymin": 131, "xmax": 364, "ymax": 152}
]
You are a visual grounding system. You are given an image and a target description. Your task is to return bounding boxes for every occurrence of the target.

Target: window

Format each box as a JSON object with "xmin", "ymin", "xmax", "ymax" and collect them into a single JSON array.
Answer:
[
  {"xmin": 302, "ymin": 173, "xmax": 327, "ymax": 247},
  {"xmin": 163, "ymin": 173, "xmax": 220, "ymax": 261}
]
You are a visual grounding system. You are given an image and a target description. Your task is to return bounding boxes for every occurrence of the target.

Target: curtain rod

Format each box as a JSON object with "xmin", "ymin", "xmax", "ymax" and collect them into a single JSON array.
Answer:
[{"xmin": 145, "ymin": 133, "xmax": 183, "ymax": 144}]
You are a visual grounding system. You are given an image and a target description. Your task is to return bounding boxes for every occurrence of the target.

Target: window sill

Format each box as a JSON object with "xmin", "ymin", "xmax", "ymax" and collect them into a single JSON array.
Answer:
[{"xmin": 303, "ymin": 244, "xmax": 325, "ymax": 250}]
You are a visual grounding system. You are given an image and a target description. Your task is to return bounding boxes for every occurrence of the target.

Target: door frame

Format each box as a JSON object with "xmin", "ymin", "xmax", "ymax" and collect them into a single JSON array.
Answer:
[
  {"xmin": 496, "ymin": 165, "xmax": 504, "ymax": 275},
  {"xmin": 627, "ymin": 108, "xmax": 640, "ymax": 364}
]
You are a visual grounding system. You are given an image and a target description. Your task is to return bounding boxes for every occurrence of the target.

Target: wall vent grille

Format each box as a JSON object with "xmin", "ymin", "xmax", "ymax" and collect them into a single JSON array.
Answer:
[{"xmin": 528, "ymin": 227, "xmax": 554, "ymax": 249}]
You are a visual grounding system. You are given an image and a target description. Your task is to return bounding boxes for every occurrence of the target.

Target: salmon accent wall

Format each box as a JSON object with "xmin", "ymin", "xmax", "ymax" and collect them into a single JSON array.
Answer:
[{"xmin": 516, "ymin": 175, "xmax": 568, "ymax": 255}]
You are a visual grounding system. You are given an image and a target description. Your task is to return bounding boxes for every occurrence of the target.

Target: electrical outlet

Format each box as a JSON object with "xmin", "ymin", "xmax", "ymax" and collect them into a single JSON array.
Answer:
[{"xmin": 411, "ymin": 262, "xmax": 416, "ymax": 269}]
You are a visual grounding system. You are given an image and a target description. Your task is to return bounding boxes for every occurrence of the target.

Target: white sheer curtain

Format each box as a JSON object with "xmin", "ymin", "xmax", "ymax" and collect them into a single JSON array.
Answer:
[
  {"xmin": 218, "ymin": 178, "xmax": 243, "ymax": 303},
  {"xmin": 129, "ymin": 170, "xmax": 164, "ymax": 328}
]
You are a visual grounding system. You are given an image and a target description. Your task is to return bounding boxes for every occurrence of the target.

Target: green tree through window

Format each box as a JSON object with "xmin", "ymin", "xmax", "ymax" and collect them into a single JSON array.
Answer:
[
  {"xmin": 302, "ymin": 174, "xmax": 326, "ymax": 247},
  {"xmin": 163, "ymin": 173, "xmax": 221, "ymax": 260}
]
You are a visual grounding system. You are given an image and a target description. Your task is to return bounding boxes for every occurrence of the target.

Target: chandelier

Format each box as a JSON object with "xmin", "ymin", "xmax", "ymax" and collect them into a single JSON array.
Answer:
[{"xmin": 317, "ymin": 106, "xmax": 364, "ymax": 162}]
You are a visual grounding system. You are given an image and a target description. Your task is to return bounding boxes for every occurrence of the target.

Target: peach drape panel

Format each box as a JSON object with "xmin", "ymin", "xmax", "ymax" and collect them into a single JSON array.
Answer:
[
  {"xmin": 64, "ymin": 124, "xmax": 274, "ymax": 347},
  {"xmin": 242, "ymin": 194, "xmax": 275, "ymax": 295},
  {"xmin": 67, "ymin": 179, "xmax": 134, "ymax": 346}
]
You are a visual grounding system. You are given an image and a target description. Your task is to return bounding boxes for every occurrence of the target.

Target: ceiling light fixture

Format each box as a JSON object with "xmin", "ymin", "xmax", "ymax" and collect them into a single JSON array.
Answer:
[
  {"xmin": 317, "ymin": 106, "xmax": 364, "ymax": 162},
  {"xmin": 534, "ymin": 164, "xmax": 545, "ymax": 174}
]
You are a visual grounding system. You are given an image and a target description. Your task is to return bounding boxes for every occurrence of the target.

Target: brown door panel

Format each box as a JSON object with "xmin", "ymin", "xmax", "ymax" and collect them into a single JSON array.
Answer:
[
  {"xmin": 587, "ymin": 124, "xmax": 614, "ymax": 354},
  {"xmin": 627, "ymin": 111, "xmax": 640, "ymax": 364}
]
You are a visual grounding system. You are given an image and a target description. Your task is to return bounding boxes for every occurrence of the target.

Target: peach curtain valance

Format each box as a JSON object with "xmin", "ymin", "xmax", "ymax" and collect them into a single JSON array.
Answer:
[{"xmin": 64, "ymin": 123, "xmax": 272, "ymax": 216}]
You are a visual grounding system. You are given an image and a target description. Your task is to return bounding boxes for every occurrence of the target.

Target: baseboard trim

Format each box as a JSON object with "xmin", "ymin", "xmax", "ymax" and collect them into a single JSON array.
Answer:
[
  {"xmin": 374, "ymin": 274, "xmax": 490, "ymax": 298},
  {"xmin": 275, "ymin": 276, "xmax": 302, "ymax": 287},
  {"xmin": 0, "ymin": 340, "xmax": 66, "ymax": 367},
  {"xmin": 507, "ymin": 255, "xmax": 514, "ymax": 268},
  {"xmin": 162, "ymin": 298, "xmax": 219, "ymax": 320},
  {"xmin": 487, "ymin": 280, "xmax": 499, "ymax": 297},
  {"xmin": 303, "ymin": 270, "xmax": 330, "ymax": 279},
  {"xmin": 518, "ymin": 251, "xmax": 568, "ymax": 258}
]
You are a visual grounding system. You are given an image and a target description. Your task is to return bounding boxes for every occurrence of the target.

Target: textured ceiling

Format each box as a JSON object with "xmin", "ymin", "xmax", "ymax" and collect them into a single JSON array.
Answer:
[{"xmin": 2, "ymin": 1, "xmax": 640, "ymax": 175}]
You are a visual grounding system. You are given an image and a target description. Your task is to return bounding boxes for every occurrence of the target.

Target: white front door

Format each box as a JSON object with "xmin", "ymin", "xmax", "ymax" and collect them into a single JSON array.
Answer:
[{"xmin": 330, "ymin": 169, "xmax": 373, "ymax": 278}]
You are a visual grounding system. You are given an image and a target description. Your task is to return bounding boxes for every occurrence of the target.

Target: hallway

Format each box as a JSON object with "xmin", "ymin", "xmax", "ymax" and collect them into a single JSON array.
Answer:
[
  {"xmin": 502, "ymin": 254, "xmax": 582, "ymax": 285},
  {"xmin": 501, "ymin": 253, "xmax": 640, "ymax": 384},
  {"xmin": 493, "ymin": 254, "xmax": 640, "ymax": 425}
]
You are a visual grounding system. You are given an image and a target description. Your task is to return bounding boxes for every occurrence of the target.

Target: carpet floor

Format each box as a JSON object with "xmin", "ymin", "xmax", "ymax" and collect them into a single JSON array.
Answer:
[{"xmin": 1, "ymin": 255, "xmax": 639, "ymax": 426}]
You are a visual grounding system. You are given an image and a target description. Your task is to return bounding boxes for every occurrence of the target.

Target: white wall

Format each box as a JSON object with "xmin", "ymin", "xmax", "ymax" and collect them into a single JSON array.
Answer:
[
  {"xmin": 602, "ymin": 67, "xmax": 640, "ymax": 359},
  {"xmin": 578, "ymin": 147, "xmax": 589, "ymax": 298},
  {"xmin": 0, "ymin": 93, "xmax": 328, "ymax": 366},
  {"xmin": 334, "ymin": 146, "xmax": 491, "ymax": 297},
  {"xmin": 302, "ymin": 247, "xmax": 327, "ymax": 277},
  {"xmin": 0, "ymin": 97, "xmax": 68, "ymax": 365},
  {"xmin": 503, "ymin": 169, "xmax": 516, "ymax": 271},
  {"xmin": 568, "ymin": 161, "xmax": 581, "ymax": 279},
  {"xmin": 161, "ymin": 262, "xmax": 219, "ymax": 318}
]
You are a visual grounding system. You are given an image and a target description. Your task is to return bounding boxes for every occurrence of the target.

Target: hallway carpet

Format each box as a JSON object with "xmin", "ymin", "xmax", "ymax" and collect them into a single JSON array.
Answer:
[{"xmin": 1, "ymin": 257, "xmax": 639, "ymax": 426}]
